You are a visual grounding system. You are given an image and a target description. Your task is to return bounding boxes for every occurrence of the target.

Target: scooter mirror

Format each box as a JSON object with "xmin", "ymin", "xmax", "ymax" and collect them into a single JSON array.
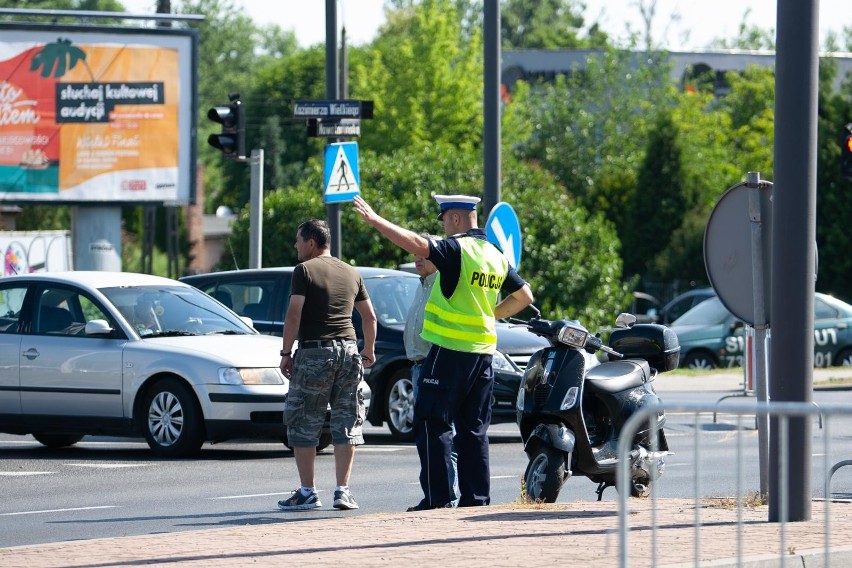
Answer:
[{"xmin": 615, "ymin": 313, "xmax": 637, "ymax": 328}]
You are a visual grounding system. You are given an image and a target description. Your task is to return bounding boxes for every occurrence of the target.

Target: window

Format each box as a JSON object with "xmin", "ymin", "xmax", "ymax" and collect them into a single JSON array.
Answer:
[
  {"xmin": 0, "ymin": 284, "xmax": 28, "ymax": 334},
  {"xmin": 34, "ymin": 286, "xmax": 110, "ymax": 336}
]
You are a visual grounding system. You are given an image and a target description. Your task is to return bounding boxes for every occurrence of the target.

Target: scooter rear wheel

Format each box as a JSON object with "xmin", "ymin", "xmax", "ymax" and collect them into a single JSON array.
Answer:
[{"xmin": 524, "ymin": 446, "xmax": 567, "ymax": 503}]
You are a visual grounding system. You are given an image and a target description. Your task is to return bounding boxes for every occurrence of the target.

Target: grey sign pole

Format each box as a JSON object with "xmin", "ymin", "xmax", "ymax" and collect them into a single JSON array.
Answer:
[
  {"xmin": 248, "ymin": 149, "xmax": 264, "ymax": 269},
  {"xmin": 483, "ymin": 0, "xmax": 501, "ymax": 219},
  {"xmin": 325, "ymin": 0, "xmax": 341, "ymax": 258},
  {"xmin": 747, "ymin": 171, "xmax": 770, "ymax": 499},
  {"xmin": 769, "ymin": 0, "xmax": 818, "ymax": 523}
]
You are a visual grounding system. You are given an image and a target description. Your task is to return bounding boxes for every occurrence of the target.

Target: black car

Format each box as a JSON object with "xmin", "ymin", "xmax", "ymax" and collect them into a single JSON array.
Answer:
[{"xmin": 181, "ymin": 267, "xmax": 548, "ymax": 441}]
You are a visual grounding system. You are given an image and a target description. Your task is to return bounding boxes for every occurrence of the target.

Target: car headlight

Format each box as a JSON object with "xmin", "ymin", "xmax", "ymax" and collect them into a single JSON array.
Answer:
[
  {"xmin": 492, "ymin": 350, "xmax": 519, "ymax": 373},
  {"xmin": 219, "ymin": 367, "xmax": 284, "ymax": 385}
]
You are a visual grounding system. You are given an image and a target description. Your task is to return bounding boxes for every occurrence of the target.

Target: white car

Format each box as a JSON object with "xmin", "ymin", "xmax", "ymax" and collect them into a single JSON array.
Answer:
[{"xmin": 0, "ymin": 271, "xmax": 330, "ymax": 457}]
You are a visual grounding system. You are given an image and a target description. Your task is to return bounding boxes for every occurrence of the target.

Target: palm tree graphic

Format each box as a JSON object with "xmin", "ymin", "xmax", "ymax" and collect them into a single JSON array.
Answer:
[{"xmin": 30, "ymin": 37, "xmax": 94, "ymax": 80}]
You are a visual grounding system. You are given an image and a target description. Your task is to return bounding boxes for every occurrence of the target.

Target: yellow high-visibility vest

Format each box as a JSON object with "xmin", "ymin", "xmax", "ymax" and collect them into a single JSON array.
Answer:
[{"xmin": 421, "ymin": 237, "xmax": 507, "ymax": 354}]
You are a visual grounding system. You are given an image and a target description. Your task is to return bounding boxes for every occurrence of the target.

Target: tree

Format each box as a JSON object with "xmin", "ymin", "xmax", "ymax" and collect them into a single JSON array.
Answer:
[
  {"xmin": 814, "ymin": 46, "xmax": 852, "ymax": 301},
  {"xmin": 350, "ymin": 0, "xmax": 484, "ymax": 155},
  {"xmin": 503, "ymin": 47, "xmax": 676, "ymax": 232},
  {"xmin": 178, "ymin": 0, "xmax": 280, "ymax": 211},
  {"xmin": 624, "ymin": 112, "xmax": 689, "ymax": 278},
  {"xmin": 500, "ymin": 0, "xmax": 607, "ymax": 49}
]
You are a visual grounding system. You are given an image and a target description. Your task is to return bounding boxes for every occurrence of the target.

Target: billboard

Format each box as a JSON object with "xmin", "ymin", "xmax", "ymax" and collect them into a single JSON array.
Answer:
[
  {"xmin": 2, "ymin": 230, "xmax": 72, "ymax": 275},
  {"xmin": 0, "ymin": 24, "xmax": 197, "ymax": 205}
]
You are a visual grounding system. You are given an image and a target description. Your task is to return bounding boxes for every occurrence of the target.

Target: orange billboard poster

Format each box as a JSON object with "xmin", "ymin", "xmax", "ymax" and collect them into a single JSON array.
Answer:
[{"xmin": 0, "ymin": 26, "xmax": 196, "ymax": 204}]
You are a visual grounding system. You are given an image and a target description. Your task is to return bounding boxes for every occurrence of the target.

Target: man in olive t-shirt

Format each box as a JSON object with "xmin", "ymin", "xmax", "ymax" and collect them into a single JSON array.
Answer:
[{"xmin": 277, "ymin": 219, "xmax": 377, "ymax": 512}]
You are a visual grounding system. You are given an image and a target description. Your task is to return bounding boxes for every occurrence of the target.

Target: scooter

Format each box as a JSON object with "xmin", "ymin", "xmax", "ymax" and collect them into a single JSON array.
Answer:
[{"xmin": 514, "ymin": 308, "xmax": 680, "ymax": 502}]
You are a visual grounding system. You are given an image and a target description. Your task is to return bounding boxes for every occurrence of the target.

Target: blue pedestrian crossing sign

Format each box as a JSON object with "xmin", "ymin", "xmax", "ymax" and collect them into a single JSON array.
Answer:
[
  {"xmin": 323, "ymin": 142, "xmax": 360, "ymax": 203},
  {"xmin": 486, "ymin": 202, "xmax": 523, "ymax": 269}
]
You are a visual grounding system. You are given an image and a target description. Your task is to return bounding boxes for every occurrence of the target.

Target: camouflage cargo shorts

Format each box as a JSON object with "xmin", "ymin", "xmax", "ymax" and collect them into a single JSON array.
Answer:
[{"xmin": 283, "ymin": 339, "xmax": 366, "ymax": 447}]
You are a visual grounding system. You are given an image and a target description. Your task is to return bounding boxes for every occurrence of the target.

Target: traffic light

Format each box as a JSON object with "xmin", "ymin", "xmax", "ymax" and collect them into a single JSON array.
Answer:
[
  {"xmin": 842, "ymin": 126, "xmax": 852, "ymax": 179},
  {"xmin": 208, "ymin": 93, "xmax": 245, "ymax": 160}
]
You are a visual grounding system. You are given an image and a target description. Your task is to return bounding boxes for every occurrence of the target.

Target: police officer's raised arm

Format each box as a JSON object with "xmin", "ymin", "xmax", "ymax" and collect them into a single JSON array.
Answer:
[{"xmin": 352, "ymin": 196, "xmax": 430, "ymax": 258}]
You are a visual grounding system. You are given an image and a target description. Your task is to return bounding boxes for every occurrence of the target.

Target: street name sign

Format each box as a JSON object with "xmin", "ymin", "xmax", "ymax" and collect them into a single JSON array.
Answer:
[
  {"xmin": 293, "ymin": 99, "xmax": 374, "ymax": 120},
  {"xmin": 308, "ymin": 118, "xmax": 361, "ymax": 138}
]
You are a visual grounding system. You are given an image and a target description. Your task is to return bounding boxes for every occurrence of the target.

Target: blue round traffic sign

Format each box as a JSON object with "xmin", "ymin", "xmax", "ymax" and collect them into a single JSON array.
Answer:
[{"xmin": 486, "ymin": 202, "xmax": 522, "ymax": 269}]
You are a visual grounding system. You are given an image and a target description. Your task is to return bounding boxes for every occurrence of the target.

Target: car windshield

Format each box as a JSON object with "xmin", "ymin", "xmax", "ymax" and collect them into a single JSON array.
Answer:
[
  {"xmin": 363, "ymin": 275, "xmax": 419, "ymax": 326},
  {"xmin": 100, "ymin": 284, "xmax": 254, "ymax": 337},
  {"xmin": 671, "ymin": 297, "xmax": 732, "ymax": 326}
]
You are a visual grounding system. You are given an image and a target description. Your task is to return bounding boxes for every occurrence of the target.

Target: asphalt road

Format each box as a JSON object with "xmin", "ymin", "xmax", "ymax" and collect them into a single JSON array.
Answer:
[{"xmin": 2, "ymin": 380, "xmax": 851, "ymax": 548}]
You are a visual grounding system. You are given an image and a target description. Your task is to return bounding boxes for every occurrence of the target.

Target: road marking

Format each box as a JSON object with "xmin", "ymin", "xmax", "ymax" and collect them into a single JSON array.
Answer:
[
  {"xmin": 491, "ymin": 475, "xmax": 517, "ymax": 480},
  {"xmin": 0, "ymin": 505, "xmax": 119, "ymax": 517},
  {"xmin": 356, "ymin": 447, "xmax": 409, "ymax": 452},
  {"xmin": 66, "ymin": 463, "xmax": 151, "ymax": 468},
  {"xmin": 0, "ymin": 471, "xmax": 54, "ymax": 476}
]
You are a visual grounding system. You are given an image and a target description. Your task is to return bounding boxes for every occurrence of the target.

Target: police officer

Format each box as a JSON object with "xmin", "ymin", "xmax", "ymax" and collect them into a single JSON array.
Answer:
[{"xmin": 353, "ymin": 194, "xmax": 534, "ymax": 510}]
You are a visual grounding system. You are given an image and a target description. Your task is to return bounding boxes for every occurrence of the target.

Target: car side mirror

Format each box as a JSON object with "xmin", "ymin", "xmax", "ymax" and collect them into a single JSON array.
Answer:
[{"xmin": 85, "ymin": 319, "xmax": 113, "ymax": 336}]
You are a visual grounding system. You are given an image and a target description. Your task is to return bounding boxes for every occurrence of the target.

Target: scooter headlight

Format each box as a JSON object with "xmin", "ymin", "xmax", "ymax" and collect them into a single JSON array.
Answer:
[
  {"xmin": 557, "ymin": 325, "xmax": 588, "ymax": 349},
  {"xmin": 516, "ymin": 386, "xmax": 525, "ymax": 411}
]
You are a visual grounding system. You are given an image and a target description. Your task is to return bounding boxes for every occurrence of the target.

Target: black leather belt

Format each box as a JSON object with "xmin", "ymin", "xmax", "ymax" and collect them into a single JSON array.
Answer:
[{"xmin": 300, "ymin": 339, "xmax": 354, "ymax": 348}]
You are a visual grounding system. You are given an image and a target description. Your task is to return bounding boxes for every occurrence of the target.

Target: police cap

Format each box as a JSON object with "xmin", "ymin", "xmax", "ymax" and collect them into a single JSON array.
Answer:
[{"xmin": 435, "ymin": 194, "xmax": 481, "ymax": 221}]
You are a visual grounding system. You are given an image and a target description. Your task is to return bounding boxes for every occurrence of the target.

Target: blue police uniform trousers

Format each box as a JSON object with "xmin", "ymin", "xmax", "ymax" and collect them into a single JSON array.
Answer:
[{"xmin": 412, "ymin": 345, "xmax": 494, "ymax": 509}]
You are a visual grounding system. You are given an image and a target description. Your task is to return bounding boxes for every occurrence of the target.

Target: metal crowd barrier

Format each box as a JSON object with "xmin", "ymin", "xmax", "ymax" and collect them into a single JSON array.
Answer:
[{"xmin": 616, "ymin": 401, "xmax": 852, "ymax": 568}]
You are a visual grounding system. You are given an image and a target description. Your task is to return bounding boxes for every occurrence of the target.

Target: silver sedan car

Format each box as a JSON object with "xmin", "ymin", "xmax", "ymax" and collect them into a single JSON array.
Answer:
[{"xmin": 0, "ymin": 271, "xmax": 294, "ymax": 457}]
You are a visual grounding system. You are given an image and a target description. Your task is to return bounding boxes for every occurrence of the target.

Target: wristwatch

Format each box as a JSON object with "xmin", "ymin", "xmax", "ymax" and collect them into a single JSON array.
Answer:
[{"xmin": 280, "ymin": 350, "xmax": 291, "ymax": 357}]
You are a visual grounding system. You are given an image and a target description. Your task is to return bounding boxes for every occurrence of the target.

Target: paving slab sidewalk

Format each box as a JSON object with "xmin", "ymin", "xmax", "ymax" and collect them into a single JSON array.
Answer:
[{"xmin": 2, "ymin": 499, "xmax": 851, "ymax": 568}]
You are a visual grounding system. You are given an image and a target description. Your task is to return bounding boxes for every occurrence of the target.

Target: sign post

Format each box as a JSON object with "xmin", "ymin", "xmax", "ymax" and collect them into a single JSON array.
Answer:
[{"xmin": 704, "ymin": 171, "xmax": 772, "ymax": 498}]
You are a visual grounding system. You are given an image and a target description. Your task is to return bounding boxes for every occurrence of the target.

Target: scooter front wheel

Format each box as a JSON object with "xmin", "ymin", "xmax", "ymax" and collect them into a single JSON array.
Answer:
[{"xmin": 524, "ymin": 446, "xmax": 567, "ymax": 503}]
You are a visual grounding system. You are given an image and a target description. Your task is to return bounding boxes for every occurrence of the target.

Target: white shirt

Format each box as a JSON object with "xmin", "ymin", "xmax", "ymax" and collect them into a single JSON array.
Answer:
[{"xmin": 403, "ymin": 271, "xmax": 437, "ymax": 361}]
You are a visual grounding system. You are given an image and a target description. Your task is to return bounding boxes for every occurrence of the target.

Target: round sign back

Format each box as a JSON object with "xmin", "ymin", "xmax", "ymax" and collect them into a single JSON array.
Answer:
[{"xmin": 703, "ymin": 181, "xmax": 773, "ymax": 325}]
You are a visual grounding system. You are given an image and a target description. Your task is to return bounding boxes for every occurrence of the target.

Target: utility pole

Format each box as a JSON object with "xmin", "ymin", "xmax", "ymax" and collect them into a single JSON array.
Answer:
[
  {"xmin": 325, "ymin": 0, "xmax": 341, "ymax": 257},
  {"xmin": 769, "ymin": 0, "xmax": 819, "ymax": 522},
  {"xmin": 483, "ymin": 0, "xmax": 501, "ymax": 219}
]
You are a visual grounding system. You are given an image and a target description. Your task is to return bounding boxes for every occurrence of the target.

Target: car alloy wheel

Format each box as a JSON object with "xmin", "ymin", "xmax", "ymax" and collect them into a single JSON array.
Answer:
[
  {"xmin": 143, "ymin": 378, "xmax": 204, "ymax": 457},
  {"xmin": 386, "ymin": 368, "xmax": 416, "ymax": 442}
]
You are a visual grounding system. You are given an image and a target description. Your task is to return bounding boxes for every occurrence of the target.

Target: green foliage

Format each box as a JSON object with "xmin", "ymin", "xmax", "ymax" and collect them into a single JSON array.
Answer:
[
  {"xmin": 624, "ymin": 112, "xmax": 688, "ymax": 277},
  {"xmin": 122, "ymin": 232, "xmax": 172, "ymax": 276},
  {"xmin": 649, "ymin": 206, "xmax": 713, "ymax": 283},
  {"xmin": 351, "ymin": 0, "xmax": 484, "ymax": 155},
  {"xmin": 814, "ymin": 56, "xmax": 852, "ymax": 301},
  {"xmin": 14, "ymin": 206, "xmax": 70, "ymax": 231},
  {"xmin": 500, "ymin": 156, "xmax": 631, "ymax": 328},
  {"xmin": 180, "ymin": 0, "xmax": 288, "ymax": 211},
  {"xmin": 500, "ymin": 0, "xmax": 605, "ymax": 49},
  {"xmin": 504, "ymin": 47, "xmax": 677, "ymax": 232},
  {"xmin": 0, "ymin": 0, "xmax": 126, "ymax": 23},
  {"xmin": 222, "ymin": 160, "xmax": 326, "ymax": 270}
]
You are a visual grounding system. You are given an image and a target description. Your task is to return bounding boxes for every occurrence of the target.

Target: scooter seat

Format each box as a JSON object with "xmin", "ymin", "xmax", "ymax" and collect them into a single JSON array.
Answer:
[{"xmin": 585, "ymin": 359, "xmax": 651, "ymax": 394}]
